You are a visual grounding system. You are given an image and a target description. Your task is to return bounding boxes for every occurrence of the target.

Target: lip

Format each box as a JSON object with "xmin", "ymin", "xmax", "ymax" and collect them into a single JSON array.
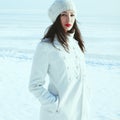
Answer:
[{"xmin": 65, "ymin": 24, "xmax": 71, "ymax": 27}]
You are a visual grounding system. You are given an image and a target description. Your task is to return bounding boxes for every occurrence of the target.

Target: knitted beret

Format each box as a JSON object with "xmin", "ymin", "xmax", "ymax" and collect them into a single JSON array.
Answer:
[{"xmin": 48, "ymin": 0, "xmax": 76, "ymax": 22}]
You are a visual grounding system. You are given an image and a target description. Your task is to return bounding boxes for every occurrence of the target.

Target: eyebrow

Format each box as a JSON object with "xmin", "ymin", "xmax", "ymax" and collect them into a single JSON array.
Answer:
[
  {"xmin": 61, "ymin": 11, "xmax": 75, "ymax": 14},
  {"xmin": 62, "ymin": 11, "xmax": 67, "ymax": 13}
]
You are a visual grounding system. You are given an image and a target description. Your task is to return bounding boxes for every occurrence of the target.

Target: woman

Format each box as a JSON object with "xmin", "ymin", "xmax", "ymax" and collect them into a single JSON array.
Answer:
[{"xmin": 29, "ymin": 0, "xmax": 89, "ymax": 120}]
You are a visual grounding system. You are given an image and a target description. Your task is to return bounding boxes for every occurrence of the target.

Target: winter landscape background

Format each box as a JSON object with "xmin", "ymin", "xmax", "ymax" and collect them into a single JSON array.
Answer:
[{"xmin": 0, "ymin": 0, "xmax": 120, "ymax": 120}]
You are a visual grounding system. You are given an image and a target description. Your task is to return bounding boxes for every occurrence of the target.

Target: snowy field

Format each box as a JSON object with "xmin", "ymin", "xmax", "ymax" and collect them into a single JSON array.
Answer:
[{"xmin": 0, "ymin": 10, "xmax": 120, "ymax": 120}]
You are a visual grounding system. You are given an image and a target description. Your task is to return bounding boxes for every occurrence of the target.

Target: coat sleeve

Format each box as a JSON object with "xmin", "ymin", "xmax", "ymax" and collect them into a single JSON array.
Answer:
[{"xmin": 29, "ymin": 42, "xmax": 57, "ymax": 104}]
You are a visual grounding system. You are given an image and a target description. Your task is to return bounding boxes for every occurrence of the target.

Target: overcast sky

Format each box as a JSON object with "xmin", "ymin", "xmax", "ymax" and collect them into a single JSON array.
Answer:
[{"xmin": 0, "ymin": 0, "xmax": 119, "ymax": 16}]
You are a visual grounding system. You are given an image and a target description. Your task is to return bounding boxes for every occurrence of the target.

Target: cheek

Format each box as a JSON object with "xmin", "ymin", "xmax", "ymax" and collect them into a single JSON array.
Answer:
[
  {"xmin": 60, "ymin": 18, "xmax": 66, "ymax": 27},
  {"xmin": 71, "ymin": 18, "xmax": 75, "ymax": 23}
]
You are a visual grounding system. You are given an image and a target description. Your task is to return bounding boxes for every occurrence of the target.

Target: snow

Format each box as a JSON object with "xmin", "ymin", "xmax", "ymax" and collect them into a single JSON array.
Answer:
[{"xmin": 0, "ymin": 10, "xmax": 120, "ymax": 120}]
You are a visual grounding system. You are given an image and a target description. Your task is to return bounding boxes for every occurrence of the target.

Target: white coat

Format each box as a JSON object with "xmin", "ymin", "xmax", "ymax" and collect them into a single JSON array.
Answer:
[{"xmin": 29, "ymin": 33, "xmax": 89, "ymax": 120}]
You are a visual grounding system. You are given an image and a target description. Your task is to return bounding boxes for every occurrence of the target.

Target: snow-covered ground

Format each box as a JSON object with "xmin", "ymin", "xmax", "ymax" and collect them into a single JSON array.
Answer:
[{"xmin": 0, "ymin": 10, "xmax": 120, "ymax": 120}]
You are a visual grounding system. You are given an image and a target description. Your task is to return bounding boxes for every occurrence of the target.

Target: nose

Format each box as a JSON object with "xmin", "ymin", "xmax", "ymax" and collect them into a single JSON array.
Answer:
[{"xmin": 66, "ymin": 14, "xmax": 71, "ymax": 22}]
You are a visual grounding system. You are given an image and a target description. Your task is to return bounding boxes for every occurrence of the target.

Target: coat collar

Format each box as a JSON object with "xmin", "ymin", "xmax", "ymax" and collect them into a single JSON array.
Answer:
[{"xmin": 53, "ymin": 33, "xmax": 78, "ymax": 50}]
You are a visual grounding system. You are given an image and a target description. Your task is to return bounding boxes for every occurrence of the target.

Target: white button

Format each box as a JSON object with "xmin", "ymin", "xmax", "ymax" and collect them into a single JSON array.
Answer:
[
  {"xmin": 76, "ymin": 66, "xmax": 79, "ymax": 69},
  {"xmin": 67, "ymin": 66, "xmax": 69, "ymax": 69},
  {"xmin": 76, "ymin": 76, "xmax": 79, "ymax": 79},
  {"xmin": 75, "ymin": 56, "xmax": 78, "ymax": 59},
  {"xmin": 63, "ymin": 56, "xmax": 66, "ymax": 59}
]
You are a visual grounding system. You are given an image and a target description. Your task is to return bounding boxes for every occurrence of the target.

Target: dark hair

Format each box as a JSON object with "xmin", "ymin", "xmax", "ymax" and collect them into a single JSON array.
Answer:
[{"xmin": 43, "ymin": 15, "xmax": 85, "ymax": 53}]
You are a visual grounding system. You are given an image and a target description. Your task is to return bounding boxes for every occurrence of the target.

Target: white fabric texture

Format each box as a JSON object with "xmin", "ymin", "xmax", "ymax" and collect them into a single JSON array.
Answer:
[
  {"xmin": 48, "ymin": 0, "xmax": 76, "ymax": 22},
  {"xmin": 29, "ymin": 33, "xmax": 89, "ymax": 120}
]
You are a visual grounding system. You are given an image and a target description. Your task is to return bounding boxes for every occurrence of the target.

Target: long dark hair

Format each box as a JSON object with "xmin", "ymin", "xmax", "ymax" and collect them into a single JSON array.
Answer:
[{"xmin": 43, "ymin": 15, "xmax": 85, "ymax": 53}]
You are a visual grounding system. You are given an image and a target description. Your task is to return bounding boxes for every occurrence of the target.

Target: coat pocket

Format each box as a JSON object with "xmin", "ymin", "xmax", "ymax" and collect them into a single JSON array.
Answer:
[{"xmin": 41, "ymin": 96, "xmax": 60, "ymax": 113}]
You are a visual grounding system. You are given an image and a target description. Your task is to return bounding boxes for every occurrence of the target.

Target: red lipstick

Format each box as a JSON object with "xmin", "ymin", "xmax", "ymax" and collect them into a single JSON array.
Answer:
[{"xmin": 65, "ymin": 23, "xmax": 71, "ymax": 27}]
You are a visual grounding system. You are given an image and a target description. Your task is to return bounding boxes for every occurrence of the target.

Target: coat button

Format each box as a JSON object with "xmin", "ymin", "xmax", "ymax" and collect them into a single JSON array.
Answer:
[
  {"xmin": 75, "ymin": 56, "xmax": 78, "ymax": 59},
  {"xmin": 63, "ymin": 56, "xmax": 66, "ymax": 59},
  {"xmin": 76, "ymin": 65, "xmax": 79, "ymax": 69},
  {"xmin": 69, "ymin": 78, "xmax": 71, "ymax": 81},
  {"xmin": 76, "ymin": 76, "xmax": 79, "ymax": 79},
  {"xmin": 67, "ymin": 66, "xmax": 69, "ymax": 69}
]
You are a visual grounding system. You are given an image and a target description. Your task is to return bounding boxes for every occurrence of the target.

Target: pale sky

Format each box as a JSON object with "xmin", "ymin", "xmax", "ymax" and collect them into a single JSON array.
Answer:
[{"xmin": 0, "ymin": 0, "xmax": 119, "ymax": 16}]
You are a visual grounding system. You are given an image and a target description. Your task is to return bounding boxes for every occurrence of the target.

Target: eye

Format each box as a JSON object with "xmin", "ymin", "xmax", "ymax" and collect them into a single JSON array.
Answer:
[{"xmin": 71, "ymin": 14, "xmax": 75, "ymax": 17}]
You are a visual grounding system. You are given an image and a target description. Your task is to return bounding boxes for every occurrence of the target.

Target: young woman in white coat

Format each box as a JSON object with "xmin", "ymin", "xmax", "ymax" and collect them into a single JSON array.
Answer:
[{"xmin": 29, "ymin": 0, "xmax": 90, "ymax": 120}]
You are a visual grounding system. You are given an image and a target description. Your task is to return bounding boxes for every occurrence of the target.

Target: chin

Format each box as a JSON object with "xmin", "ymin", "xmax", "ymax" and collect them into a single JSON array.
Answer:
[
  {"xmin": 65, "ymin": 28, "xmax": 72, "ymax": 32},
  {"xmin": 64, "ymin": 26, "xmax": 73, "ymax": 32}
]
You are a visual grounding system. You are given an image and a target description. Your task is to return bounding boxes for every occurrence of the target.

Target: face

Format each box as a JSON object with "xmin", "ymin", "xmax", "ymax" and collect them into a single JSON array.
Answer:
[{"xmin": 60, "ymin": 10, "xmax": 75, "ymax": 32}]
